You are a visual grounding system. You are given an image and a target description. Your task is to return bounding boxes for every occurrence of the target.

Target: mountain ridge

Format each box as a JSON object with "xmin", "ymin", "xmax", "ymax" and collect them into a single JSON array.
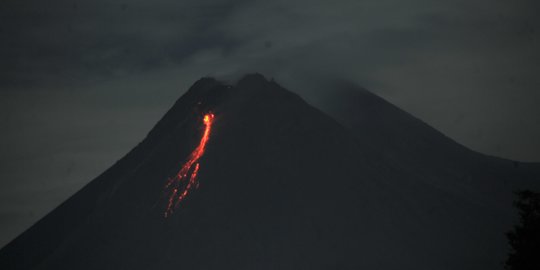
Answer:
[{"xmin": 0, "ymin": 73, "xmax": 538, "ymax": 270}]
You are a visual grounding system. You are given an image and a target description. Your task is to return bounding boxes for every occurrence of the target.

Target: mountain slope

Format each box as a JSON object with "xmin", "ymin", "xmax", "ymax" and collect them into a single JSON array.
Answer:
[
  {"xmin": 0, "ymin": 74, "xmax": 537, "ymax": 270},
  {"xmin": 319, "ymin": 80, "xmax": 540, "ymax": 202}
]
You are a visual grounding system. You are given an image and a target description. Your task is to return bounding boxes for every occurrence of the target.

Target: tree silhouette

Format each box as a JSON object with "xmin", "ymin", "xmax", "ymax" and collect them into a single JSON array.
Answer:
[{"xmin": 505, "ymin": 190, "xmax": 540, "ymax": 270}]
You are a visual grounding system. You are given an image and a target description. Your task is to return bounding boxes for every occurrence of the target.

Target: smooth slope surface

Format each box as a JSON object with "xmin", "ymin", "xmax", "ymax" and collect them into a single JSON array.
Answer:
[{"xmin": 0, "ymin": 74, "xmax": 538, "ymax": 270}]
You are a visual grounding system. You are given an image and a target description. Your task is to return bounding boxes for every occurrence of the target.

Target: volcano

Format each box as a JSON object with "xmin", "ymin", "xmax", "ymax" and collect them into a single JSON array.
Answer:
[{"xmin": 0, "ymin": 74, "xmax": 538, "ymax": 270}]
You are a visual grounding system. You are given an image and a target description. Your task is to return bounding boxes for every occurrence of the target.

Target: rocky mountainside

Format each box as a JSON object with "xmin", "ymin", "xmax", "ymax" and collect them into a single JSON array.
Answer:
[{"xmin": 0, "ymin": 74, "xmax": 538, "ymax": 270}]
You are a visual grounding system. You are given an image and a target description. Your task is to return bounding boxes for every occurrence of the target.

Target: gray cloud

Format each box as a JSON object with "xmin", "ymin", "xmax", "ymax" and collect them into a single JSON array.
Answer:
[{"xmin": 0, "ymin": 0, "xmax": 246, "ymax": 87}]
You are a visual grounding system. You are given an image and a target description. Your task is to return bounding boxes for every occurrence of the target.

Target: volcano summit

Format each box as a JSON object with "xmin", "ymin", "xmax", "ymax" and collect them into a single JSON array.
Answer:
[{"xmin": 0, "ymin": 74, "xmax": 538, "ymax": 270}]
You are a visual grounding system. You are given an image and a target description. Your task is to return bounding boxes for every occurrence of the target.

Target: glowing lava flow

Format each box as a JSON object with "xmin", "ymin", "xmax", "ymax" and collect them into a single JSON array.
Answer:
[{"xmin": 164, "ymin": 113, "xmax": 214, "ymax": 217}]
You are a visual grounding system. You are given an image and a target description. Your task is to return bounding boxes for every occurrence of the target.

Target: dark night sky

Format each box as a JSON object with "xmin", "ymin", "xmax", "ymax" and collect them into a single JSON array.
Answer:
[{"xmin": 1, "ymin": 0, "xmax": 539, "ymax": 247}]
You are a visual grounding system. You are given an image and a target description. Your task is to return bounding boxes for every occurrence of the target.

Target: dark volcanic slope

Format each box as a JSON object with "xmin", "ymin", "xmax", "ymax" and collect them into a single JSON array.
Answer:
[
  {"xmin": 0, "ymin": 74, "xmax": 538, "ymax": 270},
  {"xmin": 320, "ymin": 81, "xmax": 540, "ymax": 205}
]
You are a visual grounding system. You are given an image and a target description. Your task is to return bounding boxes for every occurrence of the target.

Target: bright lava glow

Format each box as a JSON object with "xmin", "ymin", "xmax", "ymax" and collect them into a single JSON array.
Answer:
[{"xmin": 164, "ymin": 113, "xmax": 214, "ymax": 217}]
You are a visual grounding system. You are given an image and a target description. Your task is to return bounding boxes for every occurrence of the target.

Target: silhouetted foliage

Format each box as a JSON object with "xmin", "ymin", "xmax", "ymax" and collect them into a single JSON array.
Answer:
[{"xmin": 505, "ymin": 190, "xmax": 540, "ymax": 270}]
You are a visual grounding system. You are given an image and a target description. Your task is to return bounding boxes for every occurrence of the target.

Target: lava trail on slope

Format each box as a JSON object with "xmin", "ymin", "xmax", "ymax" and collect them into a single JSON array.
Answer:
[{"xmin": 164, "ymin": 113, "xmax": 214, "ymax": 217}]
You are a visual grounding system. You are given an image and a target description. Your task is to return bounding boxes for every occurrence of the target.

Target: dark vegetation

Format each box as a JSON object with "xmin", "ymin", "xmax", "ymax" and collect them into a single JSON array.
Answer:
[{"xmin": 506, "ymin": 190, "xmax": 540, "ymax": 270}]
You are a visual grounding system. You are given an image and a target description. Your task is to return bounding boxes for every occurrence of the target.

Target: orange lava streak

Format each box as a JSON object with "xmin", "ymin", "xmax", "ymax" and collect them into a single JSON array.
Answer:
[{"xmin": 164, "ymin": 113, "xmax": 214, "ymax": 217}]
